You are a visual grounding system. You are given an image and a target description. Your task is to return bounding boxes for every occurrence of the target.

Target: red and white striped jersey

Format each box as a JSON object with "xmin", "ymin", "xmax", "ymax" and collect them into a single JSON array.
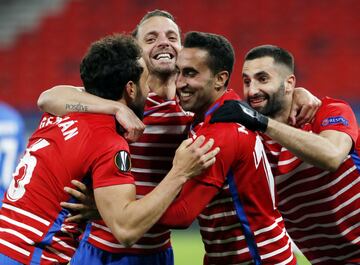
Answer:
[
  {"xmin": 84, "ymin": 92, "xmax": 192, "ymax": 254},
  {"xmin": 0, "ymin": 113, "xmax": 134, "ymax": 264},
  {"xmin": 262, "ymin": 97, "xmax": 360, "ymax": 265},
  {"xmin": 192, "ymin": 90, "xmax": 296, "ymax": 265}
]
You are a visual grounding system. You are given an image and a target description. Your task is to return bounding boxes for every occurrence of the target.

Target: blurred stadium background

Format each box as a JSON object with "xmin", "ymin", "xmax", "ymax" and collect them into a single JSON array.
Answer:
[{"xmin": 0, "ymin": 1, "xmax": 358, "ymax": 264}]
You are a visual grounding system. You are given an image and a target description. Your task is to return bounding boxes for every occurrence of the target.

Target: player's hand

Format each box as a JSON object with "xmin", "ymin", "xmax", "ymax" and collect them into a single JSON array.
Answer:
[
  {"xmin": 289, "ymin": 87, "xmax": 321, "ymax": 127},
  {"xmin": 60, "ymin": 180, "xmax": 101, "ymax": 223},
  {"xmin": 210, "ymin": 100, "xmax": 268, "ymax": 132},
  {"xmin": 172, "ymin": 136, "xmax": 220, "ymax": 179},
  {"xmin": 114, "ymin": 104, "xmax": 145, "ymax": 143}
]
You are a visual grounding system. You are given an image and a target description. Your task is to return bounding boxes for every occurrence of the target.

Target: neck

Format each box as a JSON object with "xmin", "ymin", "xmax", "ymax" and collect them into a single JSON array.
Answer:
[
  {"xmin": 147, "ymin": 73, "xmax": 177, "ymax": 100},
  {"xmin": 270, "ymin": 101, "xmax": 292, "ymax": 124}
]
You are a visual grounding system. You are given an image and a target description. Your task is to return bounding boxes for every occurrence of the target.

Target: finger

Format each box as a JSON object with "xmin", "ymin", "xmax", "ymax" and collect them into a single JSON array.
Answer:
[
  {"xmin": 201, "ymin": 147, "xmax": 220, "ymax": 163},
  {"xmin": 201, "ymin": 156, "xmax": 217, "ymax": 169},
  {"xmin": 71, "ymin": 180, "xmax": 87, "ymax": 193},
  {"xmin": 65, "ymin": 214, "xmax": 85, "ymax": 223},
  {"xmin": 60, "ymin": 201, "xmax": 87, "ymax": 211},
  {"xmin": 64, "ymin": 187, "xmax": 87, "ymax": 202},
  {"xmin": 197, "ymin": 138, "xmax": 214, "ymax": 155},
  {"xmin": 190, "ymin": 135, "xmax": 206, "ymax": 149}
]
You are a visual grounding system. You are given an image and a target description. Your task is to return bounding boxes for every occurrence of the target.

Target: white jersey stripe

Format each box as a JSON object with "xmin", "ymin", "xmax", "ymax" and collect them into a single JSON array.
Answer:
[
  {"xmin": 279, "ymin": 165, "xmax": 356, "ymax": 206},
  {"xmin": 203, "ymin": 235, "xmax": 246, "ymax": 244},
  {"xmin": 311, "ymin": 248, "xmax": 360, "ymax": 264},
  {"xmin": 261, "ymin": 239, "xmax": 291, "ymax": 259},
  {"xmin": 0, "ymin": 238, "xmax": 30, "ymax": 256},
  {"xmin": 286, "ymin": 193, "xmax": 360, "ymax": 224},
  {"xmin": 45, "ymin": 246, "xmax": 71, "ymax": 261},
  {"xmin": 287, "ymin": 208, "xmax": 360, "ymax": 232},
  {"xmin": 149, "ymin": 112, "xmax": 187, "ymax": 117},
  {"xmin": 282, "ymin": 178, "xmax": 360, "ymax": 214},
  {"xmin": 199, "ymin": 210, "xmax": 237, "ymax": 220},
  {"xmin": 51, "ymin": 236, "xmax": 77, "ymax": 251},
  {"xmin": 0, "ymin": 215, "xmax": 43, "ymax": 236},
  {"xmin": 0, "ymin": 227, "xmax": 34, "ymax": 244},
  {"xmin": 257, "ymin": 229, "xmax": 287, "ymax": 247},
  {"xmin": 91, "ymin": 222, "xmax": 111, "ymax": 232},
  {"xmin": 301, "ymin": 239, "xmax": 360, "ymax": 253},
  {"xmin": 275, "ymin": 163, "xmax": 313, "ymax": 185},
  {"xmin": 41, "ymin": 254, "xmax": 59, "ymax": 262},
  {"xmin": 277, "ymin": 170, "xmax": 329, "ymax": 195},
  {"xmin": 2, "ymin": 203, "xmax": 50, "ymax": 226},
  {"xmin": 278, "ymin": 156, "xmax": 298, "ymax": 166},
  {"xmin": 144, "ymin": 125, "xmax": 187, "ymax": 135},
  {"xmin": 206, "ymin": 197, "xmax": 233, "ymax": 207},
  {"xmin": 296, "ymin": 222, "xmax": 360, "ymax": 242}
]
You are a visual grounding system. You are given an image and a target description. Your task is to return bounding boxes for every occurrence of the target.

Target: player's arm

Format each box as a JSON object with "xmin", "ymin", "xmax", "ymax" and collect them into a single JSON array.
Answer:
[
  {"xmin": 210, "ymin": 100, "xmax": 354, "ymax": 172},
  {"xmin": 265, "ymin": 119, "xmax": 352, "ymax": 171},
  {"xmin": 157, "ymin": 179, "xmax": 218, "ymax": 228},
  {"xmin": 37, "ymin": 85, "xmax": 144, "ymax": 142},
  {"xmin": 94, "ymin": 136, "xmax": 220, "ymax": 247}
]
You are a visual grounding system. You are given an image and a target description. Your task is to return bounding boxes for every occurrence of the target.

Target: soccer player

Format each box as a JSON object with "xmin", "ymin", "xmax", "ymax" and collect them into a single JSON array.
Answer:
[
  {"xmin": 38, "ymin": 10, "xmax": 191, "ymax": 265},
  {"xmin": 211, "ymin": 44, "xmax": 360, "ymax": 264},
  {"xmin": 0, "ymin": 102, "xmax": 26, "ymax": 207},
  {"xmin": 155, "ymin": 31, "xmax": 296, "ymax": 265},
  {"xmin": 0, "ymin": 34, "xmax": 218, "ymax": 265}
]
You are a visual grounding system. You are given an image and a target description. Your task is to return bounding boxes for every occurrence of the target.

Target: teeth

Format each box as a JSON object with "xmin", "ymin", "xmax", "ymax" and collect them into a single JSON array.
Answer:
[
  {"xmin": 180, "ymin": 92, "xmax": 191, "ymax": 97},
  {"xmin": 155, "ymin": 53, "xmax": 171, "ymax": 60}
]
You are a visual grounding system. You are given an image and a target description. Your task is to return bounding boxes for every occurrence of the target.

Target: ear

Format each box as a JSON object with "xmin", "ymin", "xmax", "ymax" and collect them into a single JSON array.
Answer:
[
  {"xmin": 214, "ymin": 71, "xmax": 229, "ymax": 90},
  {"xmin": 285, "ymin": 74, "xmax": 296, "ymax": 93},
  {"xmin": 124, "ymin": 81, "xmax": 137, "ymax": 100}
]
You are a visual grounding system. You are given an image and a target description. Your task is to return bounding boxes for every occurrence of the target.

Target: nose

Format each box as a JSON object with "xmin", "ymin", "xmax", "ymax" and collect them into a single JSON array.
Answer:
[
  {"xmin": 245, "ymin": 81, "xmax": 260, "ymax": 97},
  {"xmin": 156, "ymin": 33, "xmax": 170, "ymax": 48},
  {"xmin": 175, "ymin": 73, "xmax": 187, "ymax": 90}
]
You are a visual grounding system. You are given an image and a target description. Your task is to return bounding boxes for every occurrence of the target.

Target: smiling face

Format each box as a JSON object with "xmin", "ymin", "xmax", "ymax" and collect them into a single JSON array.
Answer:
[
  {"xmin": 136, "ymin": 16, "xmax": 181, "ymax": 76},
  {"xmin": 176, "ymin": 48, "xmax": 220, "ymax": 116},
  {"xmin": 242, "ymin": 56, "xmax": 294, "ymax": 118}
]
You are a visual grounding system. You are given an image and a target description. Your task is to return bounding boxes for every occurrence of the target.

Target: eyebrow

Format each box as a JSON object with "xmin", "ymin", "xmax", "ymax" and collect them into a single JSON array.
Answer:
[
  {"xmin": 242, "ymin": 71, "xmax": 269, "ymax": 78},
  {"xmin": 144, "ymin": 29, "xmax": 178, "ymax": 37}
]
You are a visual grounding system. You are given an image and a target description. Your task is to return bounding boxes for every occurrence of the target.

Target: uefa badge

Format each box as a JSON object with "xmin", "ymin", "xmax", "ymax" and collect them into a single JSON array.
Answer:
[{"xmin": 114, "ymin": 150, "xmax": 131, "ymax": 172}]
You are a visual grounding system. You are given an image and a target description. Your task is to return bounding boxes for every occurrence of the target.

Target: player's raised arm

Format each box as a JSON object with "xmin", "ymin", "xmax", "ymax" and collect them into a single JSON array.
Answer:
[{"xmin": 38, "ymin": 85, "xmax": 145, "ymax": 142}]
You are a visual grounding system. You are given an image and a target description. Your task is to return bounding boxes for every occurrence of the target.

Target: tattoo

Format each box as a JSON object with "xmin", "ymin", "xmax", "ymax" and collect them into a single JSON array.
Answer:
[{"xmin": 65, "ymin": 103, "xmax": 89, "ymax": 112}]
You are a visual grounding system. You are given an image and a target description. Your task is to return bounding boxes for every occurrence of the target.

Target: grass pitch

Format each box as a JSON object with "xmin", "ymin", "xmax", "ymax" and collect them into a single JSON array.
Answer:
[{"xmin": 172, "ymin": 230, "xmax": 311, "ymax": 265}]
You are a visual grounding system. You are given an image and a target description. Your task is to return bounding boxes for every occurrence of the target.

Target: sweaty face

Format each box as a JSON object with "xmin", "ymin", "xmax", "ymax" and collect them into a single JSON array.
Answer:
[
  {"xmin": 176, "ymin": 48, "xmax": 217, "ymax": 115},
  {"xmin": 136, "ymin": 16, "xmax": 181, "ymax": 76},
  {"xmin": 242, "ymin": 57, "xmax": 287, "ymax": 117},
  {"xmin": 130, "ymin": 58, "xmax": 150, "ymax": 120}
]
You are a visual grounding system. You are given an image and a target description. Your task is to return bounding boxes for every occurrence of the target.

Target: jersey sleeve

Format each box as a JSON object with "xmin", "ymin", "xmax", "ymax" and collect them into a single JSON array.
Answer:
[
  {"xmin": 312, "ymin": 98, "xmax": 358, "ymax": 143},
  {"xmin": 193, "ymin": 123, "xmax": 239, "ymax": 188},
  {"xmin": 89, "ymin": 131, "xmax": 134, "ymax": 189}
]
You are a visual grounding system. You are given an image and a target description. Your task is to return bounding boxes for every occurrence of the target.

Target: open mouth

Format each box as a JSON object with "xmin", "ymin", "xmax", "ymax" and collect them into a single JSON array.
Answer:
[
  {"xmin": 153, "ymin": 52, "xmax": 175, "ymax": 62},
  {"xmin": 249, "ymin": 96, "xmax": 267, "ymax": 108},
  {"xmin": 178, "ymin": 91, "xmax": 193, "ymax": 102}
]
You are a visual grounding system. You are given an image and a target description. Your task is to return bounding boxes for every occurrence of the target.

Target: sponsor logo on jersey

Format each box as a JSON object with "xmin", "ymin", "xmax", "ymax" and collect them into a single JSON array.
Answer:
[
  {"xmin": 321, "ymin": 116, "xmax": 349, "ymax": 127},
  {"xmin": 114, "ymin": 150, "xmax": 131, "ymax": 172}
]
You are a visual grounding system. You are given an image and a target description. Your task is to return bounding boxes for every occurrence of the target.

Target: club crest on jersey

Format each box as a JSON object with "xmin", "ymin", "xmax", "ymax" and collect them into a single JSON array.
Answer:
[
  {"xmin": 321, "ymin": 116, "xmax": 349, "ymax": 127},
  {"xmin": 114, "ymin": 150, "xmax": 131, "ymax": 172}
]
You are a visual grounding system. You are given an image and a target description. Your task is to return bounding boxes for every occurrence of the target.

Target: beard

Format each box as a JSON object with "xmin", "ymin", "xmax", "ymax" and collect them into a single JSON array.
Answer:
[
  {"xmin": 129, "ymin": 93, "xmax": 146, "ymax": 121},
  {"xmin": 251, "ymin": 83, "xmax": 286, "ymax": 118}
]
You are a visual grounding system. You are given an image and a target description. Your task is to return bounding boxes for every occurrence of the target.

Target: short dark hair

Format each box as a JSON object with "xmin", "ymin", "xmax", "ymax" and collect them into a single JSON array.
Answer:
[
  {"xmin": 245, "ymin": 45, "xmax": 294, "ymax": 73},
  {"xmin": 183, "ymin": 31, "xmax": 235, "ymax": 87},
  {"xmin": 80, "ymin": 34, "xmax": 143, "ymax": 100},
  {"xmin": 132, "ymin": 9, "xmax": 179, "ymax": 38}
]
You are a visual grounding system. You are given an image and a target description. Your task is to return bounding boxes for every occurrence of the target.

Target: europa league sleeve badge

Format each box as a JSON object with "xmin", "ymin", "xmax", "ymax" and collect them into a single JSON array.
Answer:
[{"xmin": 114, "ymin": 150, "xmax": 131, "ymax": 172}]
